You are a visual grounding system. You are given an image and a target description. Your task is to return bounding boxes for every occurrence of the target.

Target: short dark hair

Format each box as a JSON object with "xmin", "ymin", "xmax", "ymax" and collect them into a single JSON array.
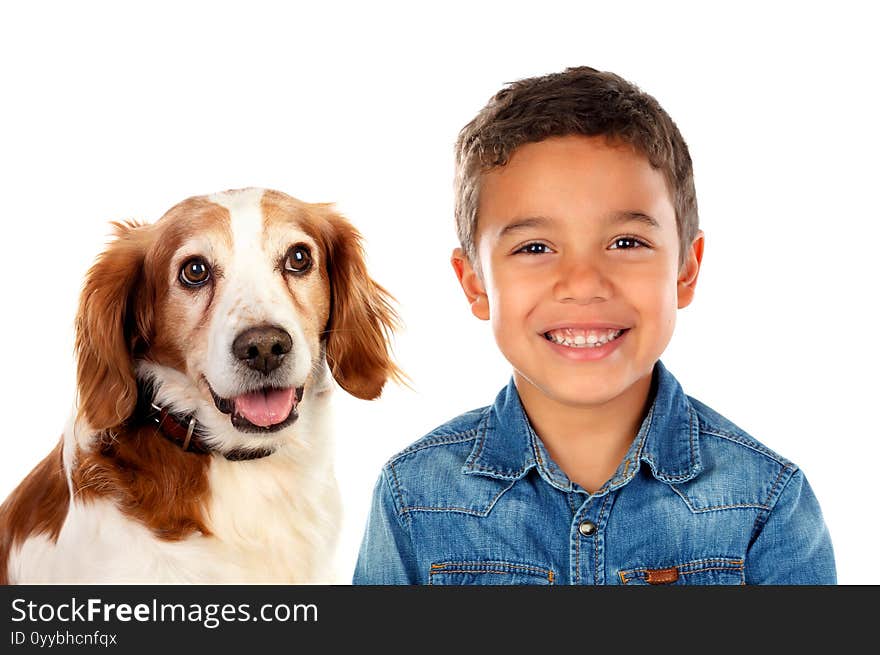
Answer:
[{"xmin": 454, "ymin": 66, "xmax": 698, "ymax": 267}]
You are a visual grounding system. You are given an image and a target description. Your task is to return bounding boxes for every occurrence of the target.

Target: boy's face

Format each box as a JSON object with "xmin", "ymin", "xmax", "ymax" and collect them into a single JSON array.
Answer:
[{"xmin": 452, "ymin": 135, "xmax": 703, "ymax": 411}]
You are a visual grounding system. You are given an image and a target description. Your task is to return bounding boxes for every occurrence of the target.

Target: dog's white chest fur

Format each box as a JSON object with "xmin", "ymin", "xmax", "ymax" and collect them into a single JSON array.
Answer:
[
  {"xmin": 10, "ymin": 466, "xmax": 341, "ymax": 584},
  {"xmin": 10, "ymin": 410, "xmax": 341, "ymax": 584}
]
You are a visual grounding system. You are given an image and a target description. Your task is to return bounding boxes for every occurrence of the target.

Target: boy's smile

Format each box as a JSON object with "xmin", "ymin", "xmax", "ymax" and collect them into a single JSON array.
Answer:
[{"xmin": 453, "ymin": 135, "xmax": 703, "ymax": 416}]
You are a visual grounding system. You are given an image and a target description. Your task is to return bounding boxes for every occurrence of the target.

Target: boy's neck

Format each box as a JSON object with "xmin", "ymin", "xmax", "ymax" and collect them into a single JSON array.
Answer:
[{"xmin": 513, "ymin": 369, "xmax": 655, "ymax": 494}]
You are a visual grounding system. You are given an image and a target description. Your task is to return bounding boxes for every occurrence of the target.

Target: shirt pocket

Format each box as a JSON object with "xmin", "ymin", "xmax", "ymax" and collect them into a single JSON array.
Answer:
[
  {"xmin": 429, "ymin": 560, "xmax": 556, "ymax": 585},
  {"xmin": 618, "ymin": 557, "xmax": 744, "ymax": 586}
]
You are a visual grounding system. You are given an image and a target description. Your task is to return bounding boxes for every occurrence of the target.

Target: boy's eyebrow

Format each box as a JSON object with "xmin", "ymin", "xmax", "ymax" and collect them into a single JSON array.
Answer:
[
  {"xmin": 497, "ymin": 216, "xmax": 552, "ymax": 238},
  {"xmin": 608, "ymin": 211, "xmax": 661, "ymax": 229},
  {"xmin": 497, "ymin": 211, "xmax": 660, "ymax": 238}
]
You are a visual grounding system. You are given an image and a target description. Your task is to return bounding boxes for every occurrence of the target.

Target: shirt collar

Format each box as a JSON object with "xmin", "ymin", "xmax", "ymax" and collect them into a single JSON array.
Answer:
[{"xmin": 462, "ymin": 360, "xmax": 702, "ymax": 488}]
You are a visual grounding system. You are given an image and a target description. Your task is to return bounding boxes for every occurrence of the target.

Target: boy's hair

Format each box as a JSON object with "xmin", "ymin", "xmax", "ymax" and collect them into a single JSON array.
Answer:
[{"xmin": 454, "ymin": 66, "xmax": 699, "ymax": 268}]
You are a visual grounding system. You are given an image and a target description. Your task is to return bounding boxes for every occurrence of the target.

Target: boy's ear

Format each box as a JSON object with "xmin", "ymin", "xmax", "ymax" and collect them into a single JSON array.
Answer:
[
  {"xmin": 451, "ymin": 248, "xmax": 490, "ymax": 320},
  {"xmin": 677, "ymin": 231, "xmax": 705, "ymax": 309}
]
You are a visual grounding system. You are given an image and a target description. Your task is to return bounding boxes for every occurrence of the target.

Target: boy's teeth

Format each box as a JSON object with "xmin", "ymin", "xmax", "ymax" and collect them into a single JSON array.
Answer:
[{"xmin": 544, "ymin": 328, "xmax": 624, "ymax": 348}]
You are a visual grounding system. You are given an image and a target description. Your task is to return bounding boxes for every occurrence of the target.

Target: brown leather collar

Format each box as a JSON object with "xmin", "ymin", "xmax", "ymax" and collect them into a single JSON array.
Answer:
[
  {"xmin": 138, "ymin": 381, "xmax": 276, "ymax": 461},
  {"xmin": 148, "ymin": 402, "xmax": 210, "ymax": 455}
]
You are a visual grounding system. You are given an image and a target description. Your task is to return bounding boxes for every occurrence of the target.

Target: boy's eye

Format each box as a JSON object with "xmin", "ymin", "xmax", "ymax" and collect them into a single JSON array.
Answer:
[
  {"xmin": 515, "ymin": 242, "xmax": 552, "ymax": 255},
  {"xmin": 609, "ymin": 237, "xmax": 647, "ymax": 250}
]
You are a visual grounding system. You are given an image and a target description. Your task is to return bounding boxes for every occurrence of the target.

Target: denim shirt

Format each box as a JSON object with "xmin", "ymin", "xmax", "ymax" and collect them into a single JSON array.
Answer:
[{"xmin": 353, "ymin": 362, "xmax": 836, "ymax": 585}]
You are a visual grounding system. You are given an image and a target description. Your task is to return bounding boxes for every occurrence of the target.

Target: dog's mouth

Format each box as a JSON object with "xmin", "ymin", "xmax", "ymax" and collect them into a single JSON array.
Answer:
[{"xmin": 210, "ymin": 385, "xmax": 304, "ymax": 433}]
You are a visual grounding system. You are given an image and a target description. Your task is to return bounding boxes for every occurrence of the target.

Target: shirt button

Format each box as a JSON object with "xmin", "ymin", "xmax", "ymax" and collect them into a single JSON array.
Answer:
[{"xmin": 578, "ymin": 521, "xmax": 597, "ymax": 536}]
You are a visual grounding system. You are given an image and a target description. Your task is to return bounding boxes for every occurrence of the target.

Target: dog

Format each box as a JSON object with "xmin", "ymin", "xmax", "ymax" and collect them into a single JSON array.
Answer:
[{"xmin": 0, "ymin": 187, "xmax": 401, "ymax": 583}]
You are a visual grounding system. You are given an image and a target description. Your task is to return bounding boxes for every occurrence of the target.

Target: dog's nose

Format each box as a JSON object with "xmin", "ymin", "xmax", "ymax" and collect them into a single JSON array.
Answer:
[{"xmin": 232, "ymin": 326, "xmax": 293, "ymax": 374}]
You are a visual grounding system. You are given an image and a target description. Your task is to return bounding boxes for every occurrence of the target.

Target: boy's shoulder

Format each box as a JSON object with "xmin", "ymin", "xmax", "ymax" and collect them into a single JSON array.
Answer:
[
  {"xmin": 384, "ymin": 405, "xmax": 489, "ymax": 469},
  {"xmin": 686, "ymin": 394, "xmax": 795, "ymax": 469},
  {"xmin": 378, "ymin": 403, "xmax": 517, "ymax": 519},
  {"xmin": 662, "ymin": 392, "xmax": 803, "ymax": 517}
]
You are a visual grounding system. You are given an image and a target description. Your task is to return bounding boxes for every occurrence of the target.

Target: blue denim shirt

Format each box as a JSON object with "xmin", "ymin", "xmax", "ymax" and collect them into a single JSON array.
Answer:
[{"xmin": 353, "ymin": 362, "xmax": 836, "ymax": 585}]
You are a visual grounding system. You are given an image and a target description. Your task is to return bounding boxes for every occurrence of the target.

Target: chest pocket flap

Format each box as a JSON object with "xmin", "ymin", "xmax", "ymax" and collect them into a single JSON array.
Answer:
[
  {"xmin": 429, "ymin": 560, "xmax": 556, "ymax": 585},
  {"xmin": 619, "ymin": 557, "xmax": 744, "ymax": 585}
]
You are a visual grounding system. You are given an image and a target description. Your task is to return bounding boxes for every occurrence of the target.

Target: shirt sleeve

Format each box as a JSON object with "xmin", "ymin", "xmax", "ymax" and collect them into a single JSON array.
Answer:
[
  {"xmin": 744, "ymin": 467, "xmax": 836, "ymax": 584},
  {"xmin": 352, "ymin": 466, "xmax": 420, "ymax": 584}
]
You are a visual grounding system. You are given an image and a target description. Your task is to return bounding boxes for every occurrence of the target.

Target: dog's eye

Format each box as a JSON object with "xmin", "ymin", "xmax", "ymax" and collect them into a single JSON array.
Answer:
[
  {"xmin": 179, "ymin": 257, "xmax": 211, "ymax": 287},
  {"xmin": 285, "ymin": 245, "xmax": 312, "ymax": 274}
]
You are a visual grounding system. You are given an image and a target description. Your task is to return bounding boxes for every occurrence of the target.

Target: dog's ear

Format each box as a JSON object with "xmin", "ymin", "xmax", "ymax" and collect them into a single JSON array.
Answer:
[
  {"xmin": 75, "ymin": 221, "xmax": 154, "ymax": 431},
  {"xmin": 319, "ymin": 207, "xmax": 403, "ymax": 400}
]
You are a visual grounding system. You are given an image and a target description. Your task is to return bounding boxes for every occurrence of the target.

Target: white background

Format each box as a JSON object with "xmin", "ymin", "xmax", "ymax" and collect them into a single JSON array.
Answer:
[{"xmin": 1, "ymin": 1, "xmax": 877, "ymax": 584}]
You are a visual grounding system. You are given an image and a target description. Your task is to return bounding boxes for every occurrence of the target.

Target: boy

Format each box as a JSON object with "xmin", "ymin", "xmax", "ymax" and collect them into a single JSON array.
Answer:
[{"xmin": 353, "ymin": 67, "xmax": 835, "ymax": 585}]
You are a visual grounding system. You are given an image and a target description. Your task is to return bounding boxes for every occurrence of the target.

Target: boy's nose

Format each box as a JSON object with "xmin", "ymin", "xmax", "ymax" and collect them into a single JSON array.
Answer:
[{"xmin": 553, "ymin": 258, "xmax": 612, "ymax": 304}]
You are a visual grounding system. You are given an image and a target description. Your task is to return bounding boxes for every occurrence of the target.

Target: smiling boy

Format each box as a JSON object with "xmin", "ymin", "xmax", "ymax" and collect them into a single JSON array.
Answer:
[{"xmin": 353, "ymin": 67, "xmax": 835, "ymax": 585}]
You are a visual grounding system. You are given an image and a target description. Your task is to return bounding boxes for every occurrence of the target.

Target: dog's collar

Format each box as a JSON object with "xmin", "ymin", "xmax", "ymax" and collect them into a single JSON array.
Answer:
[{"xmin": 137, "ymin": 381, "xmax": 276, "ymax": 461}]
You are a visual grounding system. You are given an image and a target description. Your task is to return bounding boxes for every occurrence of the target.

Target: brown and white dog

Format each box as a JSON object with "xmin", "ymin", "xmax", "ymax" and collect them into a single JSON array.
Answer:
[{"xmin": 0, "ymin": 187, "xmax": 400, "ymax": 583}]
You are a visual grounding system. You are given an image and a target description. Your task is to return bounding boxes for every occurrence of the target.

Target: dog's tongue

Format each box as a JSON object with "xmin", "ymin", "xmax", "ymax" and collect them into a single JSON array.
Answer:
[{"xmin": 233, "ymin": 388, "xmax": 297, "ymax": 427}]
